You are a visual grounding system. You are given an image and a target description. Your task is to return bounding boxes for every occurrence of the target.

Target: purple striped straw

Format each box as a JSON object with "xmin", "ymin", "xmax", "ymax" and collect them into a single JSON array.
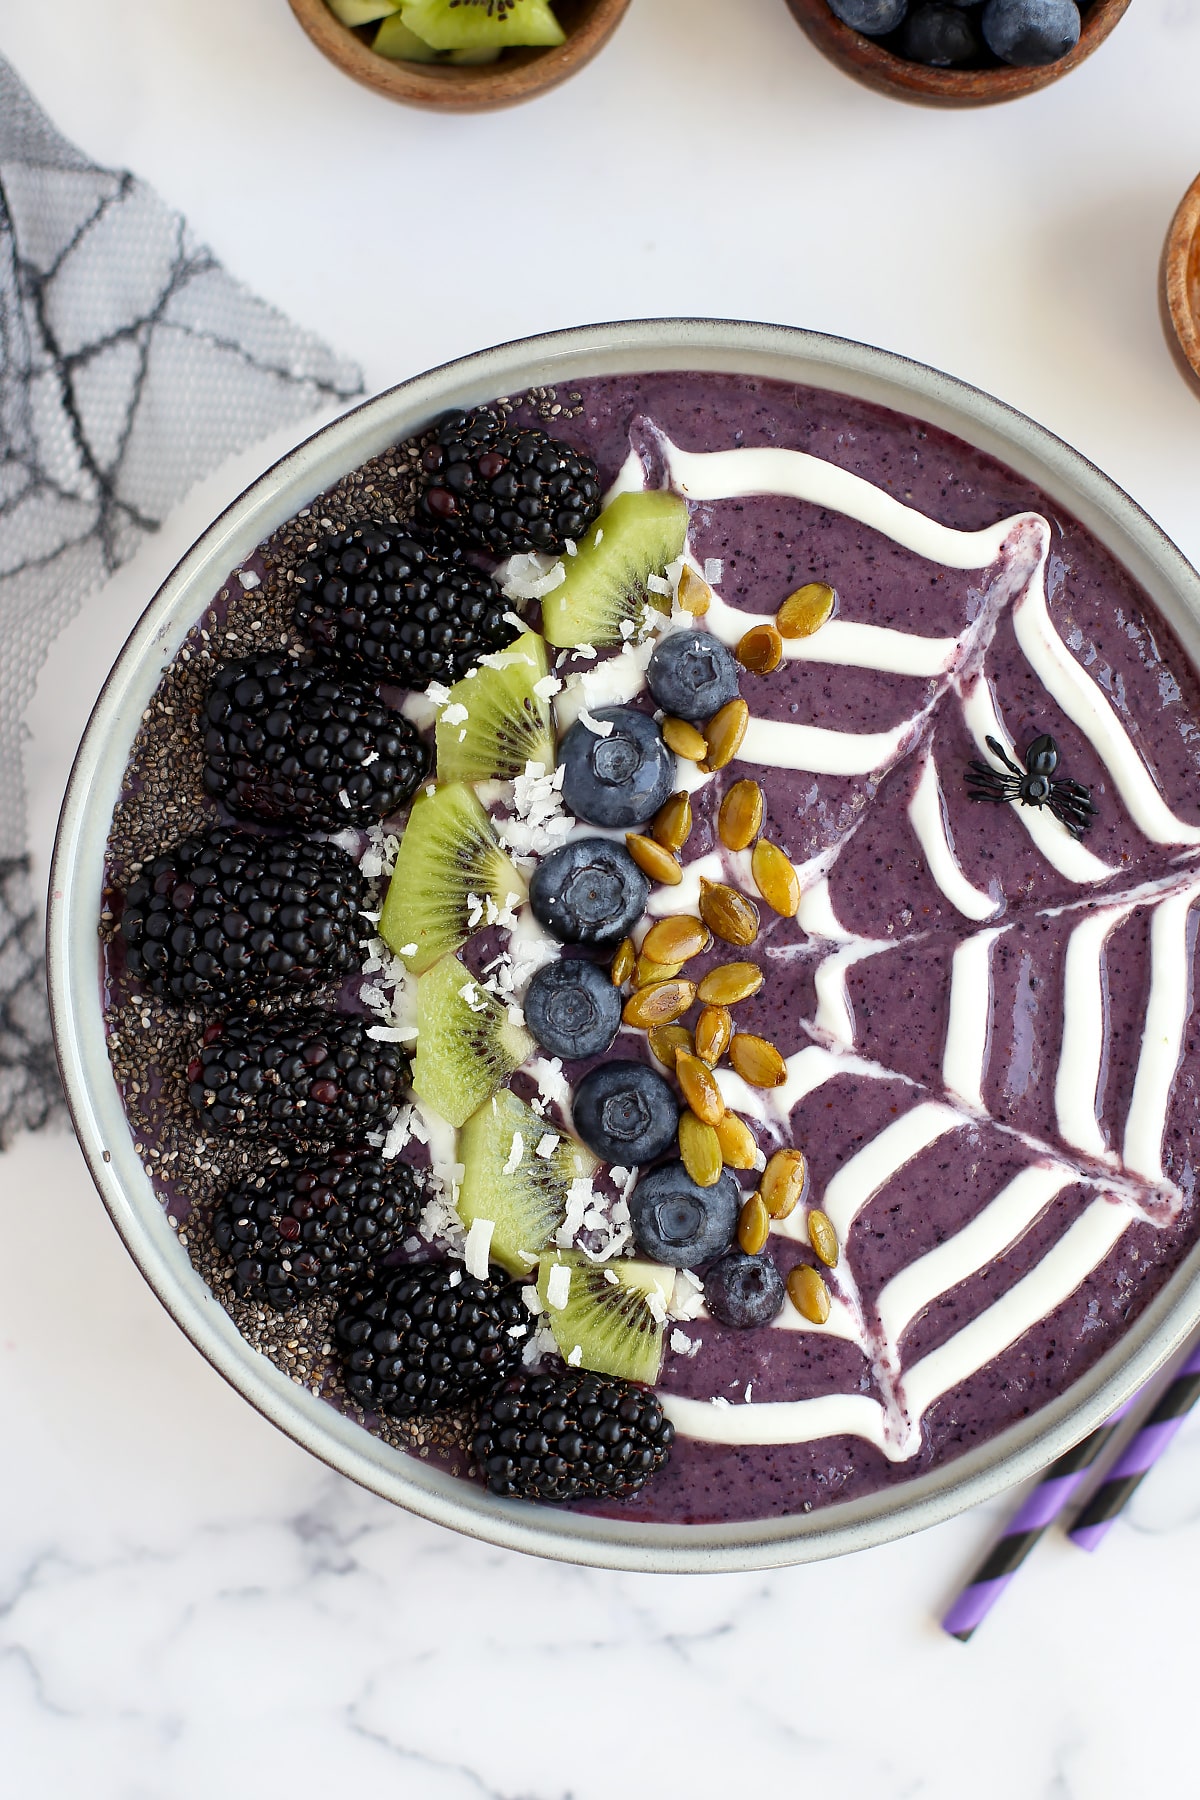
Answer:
[
  {"xmin": 942, "ymin": 1397, "xmax": 1136, "ymax": 1641},
  {"xmin": 1068, "ymin": 1341, "xmax": 1200, "ymax": 1551}
]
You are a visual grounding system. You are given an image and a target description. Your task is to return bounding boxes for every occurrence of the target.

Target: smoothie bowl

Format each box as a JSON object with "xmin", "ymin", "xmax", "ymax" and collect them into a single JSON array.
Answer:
[{"xmin": 49, "ymin": 319, "xmax": 1200, "ymax": 1571}]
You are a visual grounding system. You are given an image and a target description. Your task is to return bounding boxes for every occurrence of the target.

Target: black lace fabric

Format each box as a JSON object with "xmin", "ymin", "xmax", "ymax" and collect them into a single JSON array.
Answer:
[{"xmin": 0, "ymin": 55, "xmax": 363, "ymax": 1145}]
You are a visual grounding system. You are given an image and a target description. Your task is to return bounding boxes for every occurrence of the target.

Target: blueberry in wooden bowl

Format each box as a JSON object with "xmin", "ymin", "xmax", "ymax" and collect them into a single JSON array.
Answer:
[{"xmin": 784, "ymin": 0, "xmax": 1129, "ymax": 106}]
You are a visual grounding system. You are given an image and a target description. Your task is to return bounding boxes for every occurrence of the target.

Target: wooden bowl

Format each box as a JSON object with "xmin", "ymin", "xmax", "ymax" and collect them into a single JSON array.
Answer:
[
  {"xmin": 286, "ymin": 0, "xmax": 630, "ymax": 111},
  {"xmin": 1163, "ymin": 171, "xmax": 1200, "ymax": 400},
  {"xmin": 783, "ymin": 0, "xmax": 1130, "ymax": 107}
]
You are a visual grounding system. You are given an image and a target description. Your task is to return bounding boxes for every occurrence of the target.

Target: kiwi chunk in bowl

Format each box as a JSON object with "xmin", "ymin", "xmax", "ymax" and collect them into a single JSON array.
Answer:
[{"xmin": 51, "ymin": 319, "xmax": 1200, "ymax": 1571}]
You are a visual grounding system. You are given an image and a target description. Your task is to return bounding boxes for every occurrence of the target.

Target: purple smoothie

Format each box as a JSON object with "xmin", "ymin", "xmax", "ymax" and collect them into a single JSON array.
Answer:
[{"xmin": 103, "ymin": 369, "xmax": 1200, "ymax": 1528}]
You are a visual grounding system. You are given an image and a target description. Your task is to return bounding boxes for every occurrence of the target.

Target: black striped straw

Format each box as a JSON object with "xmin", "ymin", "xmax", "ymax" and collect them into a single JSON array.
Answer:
[
  {"xmin": 1068, "ymin": 1342, "xmax": 1200, "ymax": 1551},
  {"xmin": 941, "ymin": 1398, "xmax": 1136, "ymax": 1641}
]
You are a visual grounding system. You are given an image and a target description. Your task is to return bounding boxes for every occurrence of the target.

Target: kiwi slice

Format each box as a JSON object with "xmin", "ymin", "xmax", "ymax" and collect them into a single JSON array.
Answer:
[
  {"xmin": 373, "ymin": 14, "xmax": 440, "ymax": 56},
  {"xmin": 458, "ymin": 1087, "xmax": 596, "ymax": 1276},
  {"xmin": 412, "ymin": 955, "xmax": 534, "ymax": 1129},
  {"xmin": 380, "ymin": 781, "xmax": 526, "ymax": 974},
  {"xmin": 541, "ymin": 491, "xmax": 689, "ymax": 650},
  {"xmin": 436, "ymin": 632, "xmax": 555, "ymax": 784},
  {"xmin": 329, "ymin": 0, "xmax": 399, "ymax": 25},
  {"xmin": 537, "ymin": 1251, "xmax": 673, "ymax": 1384},
  {"xmin": 397, "ymin": 0, "xmax": 565, "ymax": 52}
]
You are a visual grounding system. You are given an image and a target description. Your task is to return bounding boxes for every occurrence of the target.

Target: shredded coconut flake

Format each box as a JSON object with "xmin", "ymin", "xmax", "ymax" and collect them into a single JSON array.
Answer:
[
  {"xmin": 535, "ymin": 1132, "xmax": 561, "ymax": 1160},
  {"xmin": 463, "ymin": 1217, "xmax": 494, "ymax": 1280},
  {"xmin": 502, "ymin": 1131, "xmax": 525, "ymax": 1176},
  {"xmin": 237, "ymin": 569, "xmax": 260, "ymax": 589},
  {"xmin": 545, "ymin": 1262, "xmax": 572, "ymax": 1310},
  {"xmin": 703, "ymin": 558, "xmax": 724, "ymax": 584},
  {"xmin": 567, "ymin": 1344, "xmax": 583, "ymax": 1367},
  {"xmin": 441, "ymin": 702, "xmax": 469, "ymax": 727},
  {"xmin": 577, "ymin": 708, "xmax": 614, "ymax": 737}
]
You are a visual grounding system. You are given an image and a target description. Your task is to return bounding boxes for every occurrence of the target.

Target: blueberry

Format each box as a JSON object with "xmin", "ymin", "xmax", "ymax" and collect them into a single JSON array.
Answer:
[
  {"xmin": 571, "ymin": 1061, "xmax": 680, "ymax": 1165},
  {"xmin": 629, "ymin": 1162, "xmax": 740, "ymax": 1266},
  {"xmin": 704, "ymin": 1251, "xmax": 786, "ymax": 1329},
  {"xmin": 523, "ymin": 958, "xmax": 622, "ymax": 1060},
  {"xmin": 981, "ymin": 0, "xmax": 1079, "ymax": 64},
  {"xmin": 826, "ymin": 0, "xmax": 908, "ymax": 34},
  {"xmin": 558, "ymin": 706, "xmax": 675, "ymax": 828},
  {"xmin": 528, "ymin": 838, "xmax": 649, "ymax": 947},
  {"xmin": 901, "ymin": 2, "xmax": 981, "ymax": 61},
  {"xmin": 645, "ymin": 630, "xmax": 740, "ymax": 723}
]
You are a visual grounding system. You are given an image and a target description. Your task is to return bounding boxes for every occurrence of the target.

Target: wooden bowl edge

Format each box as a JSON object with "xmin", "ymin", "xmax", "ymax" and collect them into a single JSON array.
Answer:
[{"xmin": 285, "ymin": 0, "xmax": 630, "ymax": 112}]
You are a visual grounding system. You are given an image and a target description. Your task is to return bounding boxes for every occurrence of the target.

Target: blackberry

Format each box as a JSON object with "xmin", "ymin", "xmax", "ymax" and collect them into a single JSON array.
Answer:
[
  {"xmin": 213, "ymin": 1149, "xmax": 422, "ymax": 1309},
  {"xmin": 420, "ymin": 408, "xmax": 602, "ymax": 557},
  {"xmin": 187, "ymin": 1008, "xmax": 410, "ymax": 1140},
  {"xmin": 202, "ymin": 655, "xmax": 429, "ymax": 829},
  {"xmin": 335, "ymin": 1261, "xmax": 528, "ymax": 1418},
  {"xmin": 120, "ymin": 827, "xmax": 365, "ymax": 1004},
  {"xmin": 474, "ymin": 1370, "xmax": 675, "ymax": 1503},
  {"xmin": 293, "ymin": 524, "xmax": 516, "ymax": 689}
]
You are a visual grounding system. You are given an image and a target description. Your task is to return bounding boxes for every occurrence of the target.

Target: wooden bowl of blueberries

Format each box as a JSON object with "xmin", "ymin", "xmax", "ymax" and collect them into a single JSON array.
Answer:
[
  {"xmin": 786, "ymin": 0, "xmax": 1130, "ymax": 104},
  {"xmin": 288, "ymin": 0, "xmax": 630, "ymax": 111}
]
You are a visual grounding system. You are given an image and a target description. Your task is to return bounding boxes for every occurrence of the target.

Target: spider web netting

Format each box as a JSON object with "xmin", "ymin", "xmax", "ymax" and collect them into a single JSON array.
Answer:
[{"xmin": 0, "ymin": 55, "xmax": 363, "ymax": 1145}]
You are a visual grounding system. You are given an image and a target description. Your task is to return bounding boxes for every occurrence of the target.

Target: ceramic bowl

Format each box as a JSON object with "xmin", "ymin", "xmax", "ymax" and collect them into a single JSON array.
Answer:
[
  {"xmin": 784, "ymin": 0, "xmax": 1130, "ymax": 107},
  {"xmin": 49, "ymin": 318, "xmax": 1200, "ymax": 1572},
  {"xmin": 286, "ymin": 0, "xmax": 630, "ymax": 112}
]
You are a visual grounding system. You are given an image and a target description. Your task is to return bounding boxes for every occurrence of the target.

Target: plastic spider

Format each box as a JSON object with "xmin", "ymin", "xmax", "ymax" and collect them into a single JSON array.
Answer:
[{"xmin": 965, "ymin": 733, "xmax": 1098, "ymax": 839}]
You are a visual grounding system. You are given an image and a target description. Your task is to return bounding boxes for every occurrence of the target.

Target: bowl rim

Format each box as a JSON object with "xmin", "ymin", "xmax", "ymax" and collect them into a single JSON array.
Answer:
[
  {"xmin": 49, "ymin": 315, "xmax": 1200, "ymax": 1573},
  {"xmin": 285, "ymin": 0, "xmax": 631, "ymax": 113}
]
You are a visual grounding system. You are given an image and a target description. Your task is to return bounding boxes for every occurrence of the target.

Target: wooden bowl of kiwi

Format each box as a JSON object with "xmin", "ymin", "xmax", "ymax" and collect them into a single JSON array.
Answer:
[
  {"xmin": 783, "ymin": 0, "xmax": 1130, "ymax": 106},
  {"xmin": 1163, "ymin": 171, "xmax": 1200, "ymax": 401},
  {"xmin": 287, "ymin": 0, "xmax": 630, "ymax": 111}
]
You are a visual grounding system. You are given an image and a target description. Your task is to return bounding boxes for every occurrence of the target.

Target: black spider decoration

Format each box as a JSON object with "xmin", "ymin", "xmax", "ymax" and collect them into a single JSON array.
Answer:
[{"xmin": 965, "ymin": 733, "xmax": 1098, "ymax": 839}]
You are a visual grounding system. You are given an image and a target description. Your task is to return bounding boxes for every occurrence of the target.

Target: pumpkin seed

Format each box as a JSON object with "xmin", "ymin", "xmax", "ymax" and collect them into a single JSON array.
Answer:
[
  {"xmin": 736, "ymin": 622, "xmax": 783, "ymax": 674},
  {"xmin": 787, "ymin": 1263, "xmax": 831, "ymax": 1324},
  {"xmin": 694, "ymin": 1004, "xmax": 733, "ymax": 1066},
  {"xmin": 701, "ymin": 697, "xmax": 750, "ymax": 772},
  {"xmin": 698, "ymin": 879, "xmax": 760, "ymax": 948},
  {"xmin": 808, "ymin": 1208, "xmax": 839, "ymax": 1268},
  {"xmin": 622, "ymin": 978, "xmax": 696, "ymax": 1028},
  {"xmin": 761, "ymin": 1147, "xmax": 806, "ymax": 1218},
  {"xmin": 717, "ymin": 778, "xmax": 764, "ymax": 852},
  {"xmin": 610, "ymin": 936, "xmax": 636, "ymax": 987},
  {"xmin": 648, "ymin": 1023, "xmax": 693, "ymax": 1070},
  {"xmin": 625, "ymin": 833, "xmax": 683, "ymax": 886},
  {"xmin": 751, "ymin": 838, "xmax": 801, "ymax": 917},
  {"xmin": 652, "ymin": 790, "xmax": 693, "ymax": 853},
  {"xmin": 696, "ymin": 960, "xmax": 764, "ymax": 1005},
  {"xmin": 634, "ymin": 954, "xmax": 684, "ymax": 988},
  {"xmin": 675, "ymin": 1049, "xmax": 725, "ymax": 1125},
  {"xmin": 662, "ymin": 716, "xmax": 708, "ymax": 760},
  {"xmin": 737, "ymin": 1193, "xmax": 770, "ymax": 1256},
  {"xmin": 679, "ymin": 1110, "xmax": 723, "ymax": 1187},
  {"xmin": 730, "ymin": 1033, "xmax": 787, "ymax": 1090},
  {"xmin": 642, "ymin": 914, "xmax": 711, "ymax": 965},
  {"xmin": 777, "ymin": 581, "xmax": 836, "ymax": 639},
  {"xmin": 676, "ymin": 565, "xmax": 711, "ymax": 616},
  {"xmin": 715, "ymin": 1110, "xmax": 760, "ymax": 1169}
]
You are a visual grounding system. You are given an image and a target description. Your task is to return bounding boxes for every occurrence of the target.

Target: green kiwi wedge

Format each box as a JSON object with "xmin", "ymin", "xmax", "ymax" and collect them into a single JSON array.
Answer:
[
  {"xmin": 411, "ymin": 955, "xmax": 534, "ymax": 1129},
  {"xmin": 541, "ymin": 491, "xmax": 689, "ymax": 650},
  {"xmin": 435, "ymin": 632, "xmax": 555, "ymax": 784},
  {"xmin": 458, "ymin": 1087, "xmax": 596, "ymax": 1276},
  {"xmin": 373, "ymin": 14, "xmax": 440, "ymax": 57},
  {"xmin": 397, "ymin": 0, "xmax": 565, "ymax": 52},
  {"xmin": 536, "ymin": 1251, "xmax": 673, "ymax": 1384},
  {"xmin": 380, "ymin": 781, "xmax": 526, "ymax": 974},
  {"xmin": 328, "ymin": 0, "xmax": 399, "ymax": 25}
]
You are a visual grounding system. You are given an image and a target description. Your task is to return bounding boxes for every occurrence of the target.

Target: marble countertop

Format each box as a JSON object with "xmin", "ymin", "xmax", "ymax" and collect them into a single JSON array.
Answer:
[{"xmin": 4, "ymin": 2, "xmax": 1200, "ymax": 1793}]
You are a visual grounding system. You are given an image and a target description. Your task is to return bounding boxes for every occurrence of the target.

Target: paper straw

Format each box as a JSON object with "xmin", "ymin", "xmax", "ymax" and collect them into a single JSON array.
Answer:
[
  {"xmin": 942, "ymin": 1398, "xmax": 1135, "ymax": 1641},
  {"xmin": 1068, "ymin": 1342, "xmax": 1200, "ymax": 1551}
]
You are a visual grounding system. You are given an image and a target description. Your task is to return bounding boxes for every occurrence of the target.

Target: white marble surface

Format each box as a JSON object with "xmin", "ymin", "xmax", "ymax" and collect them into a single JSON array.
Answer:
[{"xmin": 4, "ymin": 2, "xmax": 1200, "ymax": 1793}]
